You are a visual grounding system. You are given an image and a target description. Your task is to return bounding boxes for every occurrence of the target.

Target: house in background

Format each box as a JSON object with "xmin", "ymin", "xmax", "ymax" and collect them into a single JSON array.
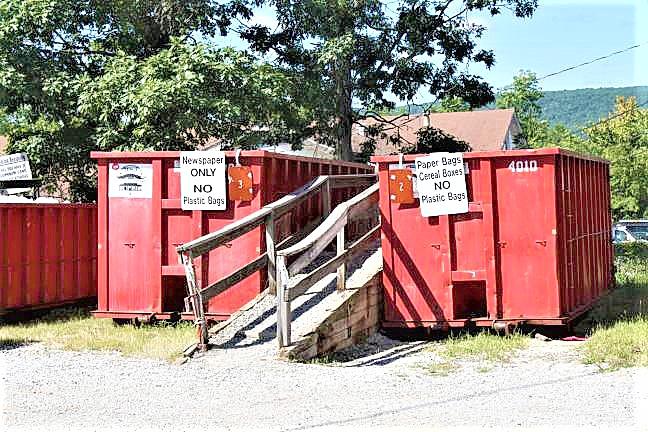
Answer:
[
  {"xmin": 0, "ymin": 136, "xmax": 7, "ymax": 154},
  {"xmin": 352, "ymin": 108, "xmax": 524, "ymax": 156}
]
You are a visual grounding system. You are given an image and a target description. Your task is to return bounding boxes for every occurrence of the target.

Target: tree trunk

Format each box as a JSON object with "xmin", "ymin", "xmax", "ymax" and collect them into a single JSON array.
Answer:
[{"xmin": 334, "ymin": 63, "xmax": 353, "ymax": 161}]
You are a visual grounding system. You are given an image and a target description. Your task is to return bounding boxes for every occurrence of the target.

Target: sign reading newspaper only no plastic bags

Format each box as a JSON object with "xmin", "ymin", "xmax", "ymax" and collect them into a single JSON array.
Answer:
[
  {"xmin": 180, "ymin": 151, "xmax": 227, "ymax": 210},
  {"xmin": 414, "ymin": 153, "xmax": 468, "ymax": 217}
]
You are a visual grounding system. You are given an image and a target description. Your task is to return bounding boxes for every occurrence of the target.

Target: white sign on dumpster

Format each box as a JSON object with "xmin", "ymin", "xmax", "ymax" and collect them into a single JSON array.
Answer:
[
  {"xmin": 108, "ymin": 163, "xmax": 153, "ymax": 198},
  {"xmin": 180, "ymin": 151, "xmax": 227, "ymax": 210},
  {"xmin": 0, "ymin": 153, "xmax": 32, "ymax": 180},
  {"xmin": 415, "ymin": 153, "xmax": 468, "ymax": 217}
]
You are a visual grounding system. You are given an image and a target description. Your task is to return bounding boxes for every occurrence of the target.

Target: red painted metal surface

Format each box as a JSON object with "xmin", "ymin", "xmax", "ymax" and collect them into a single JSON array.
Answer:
[
  {"xmin": 91, "ymin": 150, "xmax": 372, "ymax": 321},
  {"xmin": 0, "ymin": 204, "xmax": 97, "ymax": 313},
  {"xmin": 373, "ymin": 148, "xmax": 613, "ymax": 328}
]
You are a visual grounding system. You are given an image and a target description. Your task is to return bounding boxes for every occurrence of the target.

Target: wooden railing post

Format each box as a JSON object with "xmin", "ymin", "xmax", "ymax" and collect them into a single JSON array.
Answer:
[
  {"xmin": 181, "ymin": 252, "xmax": 209, "ymax": 349},
  {"xmin": 322, "ymin": 178, "xmax": 331, "ymax": 217},
  {"xmin": 265, "ymin": 213, "xmax": 276, "ymax": 295},
  {"xmin": 276, "ymin": 255, "xmax": 291, "ymax": 347},
  {"xmin": 336, "ymin": 228, "xmax": 346, "ymax": 291}
]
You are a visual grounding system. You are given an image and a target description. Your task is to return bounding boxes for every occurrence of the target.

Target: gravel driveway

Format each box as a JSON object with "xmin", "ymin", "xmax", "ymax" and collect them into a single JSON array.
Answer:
[{"xmin": 2, "ymin": 335, "xmax": 647, "ymax": 431}]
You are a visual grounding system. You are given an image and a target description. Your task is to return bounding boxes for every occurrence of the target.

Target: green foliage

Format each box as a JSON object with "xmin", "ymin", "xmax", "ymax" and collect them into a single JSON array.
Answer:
[
  {"xmin": 539, "ymin": 86, "xmax": 648, "ymax": 130},
  {"xmin": 564, "ymin": 97, "xmax": 648, "ymax": 219},
  {"xmin": 406, "ymin": 127, "xmax": 471, "ymax": 154},
  {"xmin": 0, "ymin": 0, "xmax": 310, "ymax": 201},
  {"xmin": 242, "ymin": 0, "xmax": 538, "ymax": 159}
]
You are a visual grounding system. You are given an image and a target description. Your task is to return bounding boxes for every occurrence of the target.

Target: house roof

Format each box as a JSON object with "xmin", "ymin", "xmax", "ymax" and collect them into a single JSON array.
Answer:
[{"xmin": 352, "ymin": 108, "xmax": 518, "ymax": 155}]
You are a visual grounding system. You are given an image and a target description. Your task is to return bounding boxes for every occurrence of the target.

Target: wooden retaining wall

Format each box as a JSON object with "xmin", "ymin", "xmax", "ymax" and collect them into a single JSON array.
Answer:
[{"xmin": 279, "ymin": 258, "xmax": 382, "ymax": 361}]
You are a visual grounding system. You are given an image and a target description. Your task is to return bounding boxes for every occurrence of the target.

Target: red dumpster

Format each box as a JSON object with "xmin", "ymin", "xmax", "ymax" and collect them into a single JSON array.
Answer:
[
  {"xmin": 0, "ymin": 204, "xmax": 97, "ymax": 315},
  {"xmin": 91, "ymin": 150, "xmax": 372, "ymax": 322},
  {"xmin": 373, "ymin": 148, "xmax": 613, "ymax": 329}
]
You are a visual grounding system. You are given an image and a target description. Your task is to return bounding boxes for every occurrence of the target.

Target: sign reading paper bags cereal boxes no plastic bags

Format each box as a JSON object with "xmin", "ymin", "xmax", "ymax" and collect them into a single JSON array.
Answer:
[
  {"xmin": 414, "ymin": 153, "xmax": 468, "ymax": 217},
  {"xmin": 180, "ymin": 151, "xmax": 227, "ymax": 211}
]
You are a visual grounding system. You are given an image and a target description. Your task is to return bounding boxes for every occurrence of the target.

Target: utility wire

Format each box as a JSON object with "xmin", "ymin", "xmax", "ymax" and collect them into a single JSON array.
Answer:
[{"xmin": 538, "ymin": 42, "xmax": 646, "ymax": 81}]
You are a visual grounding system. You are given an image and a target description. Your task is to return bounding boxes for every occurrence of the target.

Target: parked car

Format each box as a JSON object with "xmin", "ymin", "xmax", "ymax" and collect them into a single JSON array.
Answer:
[{"xmin": 613, "ymin": 220, "xmax": 648, "ymax": 243}]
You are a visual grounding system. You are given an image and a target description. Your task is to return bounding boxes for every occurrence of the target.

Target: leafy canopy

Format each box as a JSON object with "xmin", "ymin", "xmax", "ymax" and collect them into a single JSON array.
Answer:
[
  {"xmin": 241, "ymin": 0, "xmax": 538, "ymax": 159},
  {"xmin": 0, "ymin": 0, "xmax": 309, "ymax": 200}
]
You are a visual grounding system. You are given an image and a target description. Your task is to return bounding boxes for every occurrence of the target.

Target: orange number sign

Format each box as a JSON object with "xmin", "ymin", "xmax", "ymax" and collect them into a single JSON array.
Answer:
[
  {"xmin": 389, "ymin": 169, "xmax": 415, "ymax": 204},
  {"xmin": 228, "ymin": 165, "xmax": 254, "ymax": 201}
]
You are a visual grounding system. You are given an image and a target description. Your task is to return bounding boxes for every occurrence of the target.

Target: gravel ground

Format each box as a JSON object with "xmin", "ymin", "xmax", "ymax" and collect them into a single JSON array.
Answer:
[{"xmin": 2, "ymin": 335, "xmax": 647, "ymax": 431}]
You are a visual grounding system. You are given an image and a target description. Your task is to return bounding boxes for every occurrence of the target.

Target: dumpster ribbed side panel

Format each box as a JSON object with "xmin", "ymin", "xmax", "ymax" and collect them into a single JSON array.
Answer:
[
  {"xmin": 556, "ymin": 154, "xmax": 613, "ymax": 317},
  {"xmin": 0, "ymin": 204, "xmax": 97, "ymax": 312}
]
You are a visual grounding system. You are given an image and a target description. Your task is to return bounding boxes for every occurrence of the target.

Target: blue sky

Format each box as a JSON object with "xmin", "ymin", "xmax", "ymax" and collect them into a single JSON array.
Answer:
[{"xmin": 217, "ymin": 0, "xmax": 648, "ymax": 101}]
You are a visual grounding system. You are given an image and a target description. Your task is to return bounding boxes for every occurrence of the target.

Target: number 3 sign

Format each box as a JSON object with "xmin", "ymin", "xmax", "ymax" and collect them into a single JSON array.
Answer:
[
  {"xmin": 227, "ymin": 165, "xmax": 254, "ymax": 201},
  {"xmin": 389, "ymin": 169, "xmax": 415, "ymax": 204}
]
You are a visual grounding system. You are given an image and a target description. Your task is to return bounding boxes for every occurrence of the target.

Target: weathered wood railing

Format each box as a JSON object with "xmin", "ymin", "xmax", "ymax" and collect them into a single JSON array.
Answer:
[
  {"xmin": 275, "ymin": 182, "xmax": 381, "ymax": 348},
  {"xmin": 176, "ymin": 174, "xmax": 376, "ymax": 349}
]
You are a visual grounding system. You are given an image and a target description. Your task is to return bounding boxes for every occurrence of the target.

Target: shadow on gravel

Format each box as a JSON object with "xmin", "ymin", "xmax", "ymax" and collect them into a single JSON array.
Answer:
[
  {"xmin": 285, "ymin": 371, "xmax": 599, "ymax": 431},
  {"xmin": 0, "ymin": 339, "xmax": 28, "ymax": 350}
]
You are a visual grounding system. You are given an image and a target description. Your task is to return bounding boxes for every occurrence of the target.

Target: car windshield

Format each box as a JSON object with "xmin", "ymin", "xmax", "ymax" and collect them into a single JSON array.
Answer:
[{"xmin": 626, "ymin": 225, "xmax": 648, "ymax": 240}]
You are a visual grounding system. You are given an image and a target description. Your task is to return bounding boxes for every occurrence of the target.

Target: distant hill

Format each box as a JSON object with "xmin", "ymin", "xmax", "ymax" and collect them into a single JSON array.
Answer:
[
  {"xmin": 380, "ymin": 85, "xmax": 648, "ymax": 130},
  {"xmin": 539, "ymin": 86, "xmax": 648, "ymax": 129}
]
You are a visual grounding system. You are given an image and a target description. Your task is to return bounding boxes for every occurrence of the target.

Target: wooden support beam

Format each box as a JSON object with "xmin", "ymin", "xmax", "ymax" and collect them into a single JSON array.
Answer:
[
  {"xmin": 178, "ymin": 208, "xmax": 271, "ymax": 258},
  {"xmin": 197, "ymin": 254, "xmax": 268, "ymax": 302}
]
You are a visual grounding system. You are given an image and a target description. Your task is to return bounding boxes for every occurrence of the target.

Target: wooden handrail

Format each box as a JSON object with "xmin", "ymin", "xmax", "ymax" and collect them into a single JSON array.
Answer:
[
  {"xmin": 176, "ymin": 173, "xmax": 377, "ymax": 349},
  {"xmin": 275, "ymin": 182, "xmax": 381, "ymax": 348}
]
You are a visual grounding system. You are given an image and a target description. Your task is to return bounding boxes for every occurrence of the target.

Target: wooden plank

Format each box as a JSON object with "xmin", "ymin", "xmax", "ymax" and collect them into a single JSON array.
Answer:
[
  {"xmin": 280, "ymin": 184, "xmax": 378, "ymax": 264},
  {"xmin": 178, "ymin": 208, "xmax": 271, "ymax": 258},
  {"xmin": 266, "ymin": 176, "xmax": 328, "ymax": 219},
  {"xmin": 286, "ymin": 210, "xmax": 347, "ymax": 275},
  {"xmin": 287, "ymin": 224, "xmax": 380, "ymax": 301},
  {"xmin": 329, "ymin": 174, "xmax": 377, "ymax": 190},
  {"xmin": 198, "ymin": 253, "xmax": 268, "ymax": 302}
]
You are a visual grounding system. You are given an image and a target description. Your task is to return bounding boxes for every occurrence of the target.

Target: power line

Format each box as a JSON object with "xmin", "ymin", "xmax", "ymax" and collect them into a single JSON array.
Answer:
[{"xmin": 538, "ymin": 42, "xmax": 646, "ymax": 81}]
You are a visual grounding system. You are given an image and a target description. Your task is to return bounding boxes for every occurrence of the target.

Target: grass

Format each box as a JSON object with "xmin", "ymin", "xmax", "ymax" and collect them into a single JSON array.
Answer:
[
  {"xmin": 422, "ymin": 332, "xmax": 529, "ymax": 375},
  {"xmin": 0, "ymin": 307, "xmax": 197, "ymax": 362},
  {"xmin": 578, "ymin": 247, "xmax": 648, "ymax": 370}
]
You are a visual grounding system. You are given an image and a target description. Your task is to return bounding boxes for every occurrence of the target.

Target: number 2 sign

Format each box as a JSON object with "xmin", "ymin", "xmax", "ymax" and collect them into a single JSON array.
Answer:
[{"xmin": 389, "ymin": 169, "xmax": 415, "ymax": 204}]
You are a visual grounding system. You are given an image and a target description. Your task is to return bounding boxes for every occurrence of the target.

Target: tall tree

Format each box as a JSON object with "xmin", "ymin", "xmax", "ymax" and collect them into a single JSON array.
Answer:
[
  {"xmin": 241, "ymin": 0, "xmax": 538, "ymax": 160},
  {"xmin": 577, "ymin": 97, "xmax": 648, "ymax": 219},
  {"xmin": 0, "ymin": 0, "xmax": 310, "ymax": 200},
  {"xmin": 496, "ymin": 70, "xmax": 547, "ymax": 148}
]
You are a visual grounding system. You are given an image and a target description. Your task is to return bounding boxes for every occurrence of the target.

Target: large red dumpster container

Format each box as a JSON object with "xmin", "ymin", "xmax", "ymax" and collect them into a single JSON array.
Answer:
[
  {"xmin": 91, "ymin": 150, "xmax": 372, "ymax": 321},
  {"xmin": 373, "ymin": 148, "xmax": 613, "ymax": 328},
  {"xmin": 0, "ymin": 204, "xmax": 97, "ymax": 315}
]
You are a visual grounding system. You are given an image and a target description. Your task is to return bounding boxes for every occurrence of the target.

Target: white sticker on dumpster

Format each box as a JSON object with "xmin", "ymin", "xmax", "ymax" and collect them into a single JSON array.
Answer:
[
  {"xmin": 180, "ymin": 151, "xmax": 226, "ymax": 210},
  {"xmin": 108, "ymin": 163, "xmax": 153, "ymax": 198},
  {"xmin": 415, "ymin": 153, "xmax": 468, "ymax": 217}
]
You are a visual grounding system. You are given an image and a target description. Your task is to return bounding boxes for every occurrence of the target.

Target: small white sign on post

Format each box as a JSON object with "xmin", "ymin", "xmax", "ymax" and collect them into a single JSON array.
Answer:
[
  {"xmin": 415, "ymin": 153, "xmax": 468, "ymax": 217},
  {"xmin": 180, "ymin": 151, "xmax": 227, "ymax": 211},
  {"xmin": 0, "ymin": 153, "xmax": 32, "ymax": 180}
]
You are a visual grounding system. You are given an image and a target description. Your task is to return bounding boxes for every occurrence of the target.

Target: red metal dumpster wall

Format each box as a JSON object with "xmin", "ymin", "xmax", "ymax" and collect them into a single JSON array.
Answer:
[
  {"xmin": 373, "ymin": 148, "xmax": 613, "ymax": 328},
  {"xmin": 91, "ymin": 151, "xmax": 372, "ymax": 321},
  {"xmin": 0, "ymin": 204, "xmax": 97, "ymax": 312}
]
